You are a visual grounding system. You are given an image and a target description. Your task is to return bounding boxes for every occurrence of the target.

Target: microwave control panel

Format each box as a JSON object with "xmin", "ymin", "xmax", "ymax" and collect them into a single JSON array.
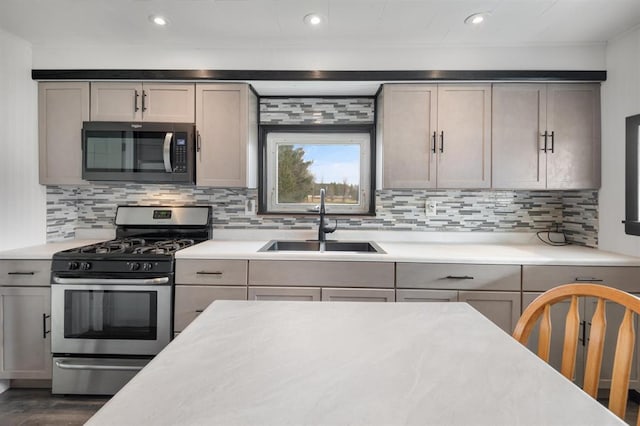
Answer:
[{"xmin": 174, "ymin": 133, "xmax": 188, "ymax": 173}]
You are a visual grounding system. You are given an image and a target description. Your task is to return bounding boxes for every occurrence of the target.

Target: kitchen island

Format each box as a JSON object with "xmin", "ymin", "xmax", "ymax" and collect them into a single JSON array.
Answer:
[{"xmin": 87, "ymin": 300, "xmax": 625, "ymax": 425}]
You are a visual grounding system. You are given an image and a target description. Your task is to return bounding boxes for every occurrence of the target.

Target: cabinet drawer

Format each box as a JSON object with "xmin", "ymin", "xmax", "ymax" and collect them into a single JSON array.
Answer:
[
  {"xmin": 321, "ymin": 288, "xmax": 395, "ymax": 302},
  {"xmin": 248, "ymin": 287, "xmax": 321, "ymax": 301},
  {"xmin": 396, "ymin": 263, "xmax": 520, "ymax": 291},
  {"xmin": 176, "ymin": 259, "xmax": 247, "ymax": 285},
  {"xmin": 248, "ymin": 260, "xmax": 394, "ymax": 288},
  {"xmin": 0, "ymin": 260, "xmax": 51, "ymax": 286},
  {"xmin": 174, "ymin": 286, "xmax": 247, "ymax": 332},
  {"xmin": 522, "ymin": 265, "xmax": 640, "ymax": 292}
]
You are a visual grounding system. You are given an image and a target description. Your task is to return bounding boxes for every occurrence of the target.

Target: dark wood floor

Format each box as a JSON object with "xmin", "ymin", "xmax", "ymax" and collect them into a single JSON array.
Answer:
[
  {"xmin": 0, "ymin": 389, "xmax": 109, "ymax": 426},
  {"xmin": 0, "ymin": 388, "xmax": 638, "ymax": 425}
]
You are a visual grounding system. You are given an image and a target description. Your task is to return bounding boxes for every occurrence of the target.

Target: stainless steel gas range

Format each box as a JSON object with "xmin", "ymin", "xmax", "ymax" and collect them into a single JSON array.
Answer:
[{"xmin": 50, "ymin": 205, "xmax": 211, "ymax": 395}]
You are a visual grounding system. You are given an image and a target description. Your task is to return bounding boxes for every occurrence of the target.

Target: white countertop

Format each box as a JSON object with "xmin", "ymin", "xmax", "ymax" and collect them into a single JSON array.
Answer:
[
  {"xmin": 0, "ymin": 240, "xmax": 106, "ymax": 260},
  {"xmin": 87, "ymin": 301, "xmax": 625, "ymax": 426},
  {"xmin": 177, "ymin": 238, "xmax": 640, "ymax": 266}
]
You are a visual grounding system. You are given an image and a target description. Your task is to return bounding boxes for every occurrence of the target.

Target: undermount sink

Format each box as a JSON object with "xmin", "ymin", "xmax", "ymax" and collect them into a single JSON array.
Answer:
[{"xmin": 259, "ymin": 240, "xmax": 385, "ymax": 254}]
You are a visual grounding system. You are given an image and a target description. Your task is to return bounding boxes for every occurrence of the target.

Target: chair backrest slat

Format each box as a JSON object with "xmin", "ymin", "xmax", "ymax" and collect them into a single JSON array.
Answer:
[
  {"xmin": 538, "ymin": 304, "xmax": 552, "ymax": 361},
  {"xmin": 513, "ymin": 284, "xmax": 640, "ymax": 424},
  {"xmin": 560, "ymin": 295, "xmax": 580, "ymax": 380},
  {"xmin": 583, "ymin": 297, "xmax": 606, "ymax": 398},
  {"xmin": 608, "ymin": 307, "xmax": 635, "ymax": 420}
]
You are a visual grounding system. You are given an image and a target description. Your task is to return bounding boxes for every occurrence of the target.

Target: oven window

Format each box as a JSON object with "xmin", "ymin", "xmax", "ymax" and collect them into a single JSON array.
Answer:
[{"xmin": 64, "ymin": 290, "xmax": 158, "ymax": 340}]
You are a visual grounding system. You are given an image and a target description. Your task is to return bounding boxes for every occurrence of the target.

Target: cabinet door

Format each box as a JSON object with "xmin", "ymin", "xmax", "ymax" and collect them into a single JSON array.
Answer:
[
  {"xmin": 381, "ymin": 84, "xmax": 437, "ymax": 188},
  {"xmin": 141, "ymin": 83, "xmax": 195, "ymax": 123},
  {"xmin": 492, "ymin": 84, "xmax": 547, "ymax": 189},
  {"xmin": 90, "ymin": 82, "xmax": 142, "ymax": 121},
  {"xmin": 546, "ymin": 84, "xmax": 601, "ymax": 189},
  {"xmin": 459, "ymin": 291, "xmax": 521, "ymax": 334},
  {"xmin": 38, "ymin": 82, "xmax": 89, "ymax": 185},
  {"xmin": 196, "ymin": 84, "xmax": 250, "ymax": 187},
  {"xmin": 0, "ymin": 287, "xmax": 51, "ymax": 379},
  {"xmin": 436, "ymin": 84, "xmax": 492, "ymax": 188},
  {"xmin": 396, "ymin": 289, "xmax": 458, "ymax": 303},
  {"xmin": 174, "ymin": 286, "xmax": 247, "ymax": 332},
  {"xmin": 522, "ymin": 293, "xmax": 586, "ymax": 386},
  {"xmin": 321, "ymin": 288, "xmax": 395, "ymax": 302},
  {"xmin": 248, "ymin": 287, "xmax": 321, "ymax": 301}
]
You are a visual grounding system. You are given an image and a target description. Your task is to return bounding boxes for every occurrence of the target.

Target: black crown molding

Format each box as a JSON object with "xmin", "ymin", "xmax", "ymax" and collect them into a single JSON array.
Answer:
[{"xmin": 31, "ymin": 69, "xmax": 607, "ymax": 82}]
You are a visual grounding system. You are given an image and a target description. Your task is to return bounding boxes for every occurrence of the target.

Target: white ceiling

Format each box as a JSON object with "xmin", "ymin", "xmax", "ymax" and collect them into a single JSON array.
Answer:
[{"xmin": 1, "ymin": 0, "xmax": 639, "ymax": 95}]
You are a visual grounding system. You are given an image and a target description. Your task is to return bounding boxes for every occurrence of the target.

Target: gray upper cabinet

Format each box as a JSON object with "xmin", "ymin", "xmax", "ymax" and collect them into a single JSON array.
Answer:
[
  {"xmin": 195, "ymin": 83, "xmax": 257, "ymax": 188},
  {"xmin": 492, "ymin": 83, "xmax": 601, "ymax": 190},
  {"xmin": 381, "ymin": 84, "xmax": 437, "ymax": 188},
  {"xmin": 380, "ymin": 84, "xmax": 491, "ymax": 189},
  {"xmin": 90, "ymin": 82, "xmax": 195, "ymax": 123},
  {"xmin": 38, "ymin": 82, "xmax": 89, "ymax": 185}
]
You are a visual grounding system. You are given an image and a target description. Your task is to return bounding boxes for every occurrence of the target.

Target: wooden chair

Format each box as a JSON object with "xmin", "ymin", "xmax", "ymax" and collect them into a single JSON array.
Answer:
[{"xmin": 513, "ymin": 283, "xmax": 640, "ymax": 424}]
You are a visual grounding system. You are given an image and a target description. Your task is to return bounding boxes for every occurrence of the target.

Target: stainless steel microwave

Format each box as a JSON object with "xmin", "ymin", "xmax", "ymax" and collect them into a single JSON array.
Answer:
[{"xmin": 82, "ymin": 122, "xmax": 195, "ymax": 183}]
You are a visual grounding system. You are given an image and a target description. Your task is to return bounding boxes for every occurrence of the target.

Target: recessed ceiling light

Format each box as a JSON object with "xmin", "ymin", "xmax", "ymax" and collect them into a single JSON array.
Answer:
[
  {"xmin": 464, "ymin": 12, "xmax": 489, "ymax": 25},
  {"xmin": 149, "ymin": 15, "xmax": 168, "ymax": 26},
  {"xmin": 303, "ymin": 13, "xmax": 322, "ymax": 26}
]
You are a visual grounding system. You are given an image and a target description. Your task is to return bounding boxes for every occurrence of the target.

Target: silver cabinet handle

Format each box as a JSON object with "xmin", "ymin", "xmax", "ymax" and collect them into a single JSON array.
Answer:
[
  {"xmin": 439, "ymin": 131, "xmax": 444, "ymax": 153},
  {"xmin": 163, "ymin": 132, "xmax": 173, "ymax": 173},
  {"xmin": 142, "ymin": 90, "xmax": 147, "ymax": 112},
  {"xmin": 55, "ymin": 360, "xmax": 143, "ymax": 372},
  {"xmin": 134, "ymin": 90, "xmax": 140, "ymax": 112},
  {"xmin": 42, "ymin": 314, "xmax": 50, "ymax": 339},
  {"xmin": 53, "ymin": 276, "xmax": 169, "ymax": 285},
  {"xmin": 196, "ymin": 130, "xmax": 202, "ymax": 153},
  {"xmin": 541, "ymin": 131, "xmax": 548, "ymax": 152}
]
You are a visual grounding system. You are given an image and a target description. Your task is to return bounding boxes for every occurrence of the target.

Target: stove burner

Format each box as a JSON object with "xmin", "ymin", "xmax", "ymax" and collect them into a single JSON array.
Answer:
[
  {"xmin": 132, "ymin": 239, "xmax": 195, "ymax": 255},
  {"xmin": 77, "ymin": 238, "xmax": 147, "ymax": 255}
]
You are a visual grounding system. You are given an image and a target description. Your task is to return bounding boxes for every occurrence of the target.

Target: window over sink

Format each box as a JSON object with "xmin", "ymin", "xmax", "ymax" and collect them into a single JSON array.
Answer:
[{"xmin": 259, "ymin": 125, "xmax": 375, "ymax": 215}]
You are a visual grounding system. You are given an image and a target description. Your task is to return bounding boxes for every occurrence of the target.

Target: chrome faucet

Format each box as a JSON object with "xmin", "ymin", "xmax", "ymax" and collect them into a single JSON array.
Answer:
[{"xmin": 318, "ymin": 188, "xmax": 337, "ymax": 242}]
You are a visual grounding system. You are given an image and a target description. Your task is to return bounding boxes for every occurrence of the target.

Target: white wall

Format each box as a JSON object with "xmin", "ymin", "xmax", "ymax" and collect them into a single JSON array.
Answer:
[
  {"xmin": 599, "ymin": 26, "xmax": 640, "ymax": 256},
  {"xmin": 0, "ymin": 29, "xmax": 46, "ymax": 250}
]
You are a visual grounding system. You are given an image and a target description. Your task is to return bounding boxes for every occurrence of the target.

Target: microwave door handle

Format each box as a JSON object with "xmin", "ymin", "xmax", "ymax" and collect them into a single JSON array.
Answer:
[{"xmin": 163, "ymin": 132, "xmax": 173, "ymax": 173}]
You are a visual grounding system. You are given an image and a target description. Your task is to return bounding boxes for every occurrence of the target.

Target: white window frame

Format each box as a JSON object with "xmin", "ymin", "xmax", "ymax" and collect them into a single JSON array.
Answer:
[{"xmin": 265, "ymin": 132, "xmax": 371, "ymax": 214}]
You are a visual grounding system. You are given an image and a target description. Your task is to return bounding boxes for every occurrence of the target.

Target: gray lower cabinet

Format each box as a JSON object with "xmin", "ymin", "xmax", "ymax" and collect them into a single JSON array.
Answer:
[
  {"xmin": 396, "ymin": 263, "xmax": 521, "ymax": 334},
  {"xmin": 321, "ymin": 288, "xmax": 395, "ymax": 302},
  {"xmin": 174, "ymin": 259, "xmax": 248, "ymax": 332},
  {"xmin": 458, "ymin": 291, "xmax": 521, "ymax": 334},
  {"xmin": 174, "ymin": 286, "xmax": 247, "ymax": 332},
  {"xmin": 522, "ymin": 265, "xmax": 640, "ymax": 389},
  {"xmin": 0, "ymin": 286, "xmax": 52, "ymax": 379},
  {"xmin": 248, "ymin": 287, "xmax": 321, "ymax": 301}
]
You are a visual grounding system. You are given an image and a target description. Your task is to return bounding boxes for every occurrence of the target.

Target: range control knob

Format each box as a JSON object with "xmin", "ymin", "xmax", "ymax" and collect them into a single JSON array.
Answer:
[
  {"xmin": 68, "ymin": 261, "xmax": 79, "ymax": 270},
  {"xmin": 143, "ymin": 263, "xmax": 153, "ymax": 271},
  {"xmin": 129, "ymin": 262, "xmax": 141, "ymax": 271},
  {"xmin": 80, "ymin": 262, "xmax": 91, "ymax": 271}
]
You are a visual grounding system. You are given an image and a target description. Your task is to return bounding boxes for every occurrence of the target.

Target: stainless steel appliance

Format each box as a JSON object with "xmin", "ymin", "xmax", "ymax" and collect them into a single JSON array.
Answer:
[
  {"xmin": 81, "ymin": 121, "xmax": 195, "ymax": 183},
  {"xmin": 50, "ymin": 206, "xmax": 211, "ymax": 395}
]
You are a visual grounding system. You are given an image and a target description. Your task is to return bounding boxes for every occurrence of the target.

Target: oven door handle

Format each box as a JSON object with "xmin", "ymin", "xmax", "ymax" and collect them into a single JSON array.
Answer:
[
  {"xmin": 55, "ymin": 360, "xmax": 144, "ymax": 372},
  {"xmin": 52, "ymin": 277, "xmax": 169, "ymax": 285},
  {"xmin": 163, "ymin": 132, "xmax": 173, "ymax": 173}
]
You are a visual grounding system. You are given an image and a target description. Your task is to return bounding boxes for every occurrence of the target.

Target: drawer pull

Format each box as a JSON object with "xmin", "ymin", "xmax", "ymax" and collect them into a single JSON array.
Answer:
[
  {"xmin": 195, "ymin": 309, "xmax": 204, "ymax": 313},
  {"xmin": 43, "ymin": 314, "xmax": 51, "ymax": 339},
  {"xmin": 575, "ymin": 277, "xmax": 604, "ymax": 283},
  {"xmin": 445, "ymin": 275, "xmax": 474, "ymax": 280},
  {"xmin": 197, "ymin": 271, "xmax": 223, "ymax": 276},
  {"xmin": 8, "ymin": 271, "xmax": 35, "ymax": 275}
]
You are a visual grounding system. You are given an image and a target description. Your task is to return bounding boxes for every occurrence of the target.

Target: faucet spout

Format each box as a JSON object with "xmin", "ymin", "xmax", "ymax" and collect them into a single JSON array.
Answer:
[{"xmin": 318, "ymin": 188, "xmax": 337, "ymax": 242}]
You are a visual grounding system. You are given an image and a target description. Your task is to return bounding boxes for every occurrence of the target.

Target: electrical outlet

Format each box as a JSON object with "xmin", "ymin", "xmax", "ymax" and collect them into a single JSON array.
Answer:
[
  {"xmin": 425, "ymin": 199, "xmax": 437, "ymax": 216},
  {"xmin": 245, "ymin": 199, "xmax": 255, "ymax": 216}
]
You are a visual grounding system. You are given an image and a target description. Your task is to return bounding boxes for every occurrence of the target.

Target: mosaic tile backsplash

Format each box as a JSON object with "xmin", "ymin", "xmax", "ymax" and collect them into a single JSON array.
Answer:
[
  {"xmin": 46, "ymin": 185, "xmax": 598, "ymax": 247},
  {"xmin": 260, "ymin": 98, "xmax": 374, "ymax": 125}
]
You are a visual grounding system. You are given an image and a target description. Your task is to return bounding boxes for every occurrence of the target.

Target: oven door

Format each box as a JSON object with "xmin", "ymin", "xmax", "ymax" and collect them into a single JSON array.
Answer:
[{"xmin": 51, "ymin": 279, "xmax": 172, "ymax": 356}]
